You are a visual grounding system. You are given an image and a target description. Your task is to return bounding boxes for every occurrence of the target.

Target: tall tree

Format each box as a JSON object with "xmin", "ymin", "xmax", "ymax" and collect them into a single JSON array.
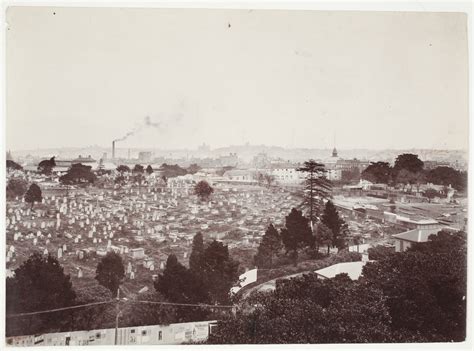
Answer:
[
  {"xmin": 281, "ymin": 208, "xmax": 314, "ymax": 255},
  {"xmin": 155, "ymin": 254, "xmax": 209, "ymax": 321},
  {"xmin": 6, "ymin": 253, "xmax": 76, "ymax": 336},
  {"xmin": 37, "ymin": 157, "xmax": 56, "ymax": 175},
  {"xmin": 189, "ymin": 232, "xmax": 205, "ymax": 273},
  {"xmin": 194, "ymin": 180, "xmax": 214, "ymax": 201},
  {"xmin": 95, "ymin": 252, "xmax": 125, "ymax": 295},
  {"xmin": 254, "ymin": 224, "xmax": 282, "ymax": 268},
  {"xmin": 133, "ymin": 164, "xmax": 144, "ymax": 174},
  {"xmin": 201, "ymin": 240, "xmax": 239, "ymax": 304},
  {"xmin": 393, "ymin": 153, "xmax": 424, "ymax": 174},
  {"xmin": 427, "ymin": 166, "xmax": 467, "ymax": 192},
  {"xmin": 146, "ymin": 165, "xmax": 154, "ymax": 175},
  {"xmin": 314, "ymin": 222, "xmax": 333, "ymax": 255},
  {"xmin": 6, "ymin": 159, "xmax": 23, "ymax": 171},
  {"xmin": 59, "ymin": 163, "xmax": 97, "ymax": 185},
  {"xmin": 6, "ymin": 178, "xmax": 28, "ymax": 200},
  {"xmin": 321, "ymin": 200, "xmax": 348, "ymax": 251},
  {"xmin": 361, "ymin": 161, "xmax": 392, "ymax": 184},
  {"xmin": 24, "ymin": 183, "xmax": 42, "ymax": 209},
  {"xmin": 297, "ymin": 160, "xmax": 332, "ymax": 224}
]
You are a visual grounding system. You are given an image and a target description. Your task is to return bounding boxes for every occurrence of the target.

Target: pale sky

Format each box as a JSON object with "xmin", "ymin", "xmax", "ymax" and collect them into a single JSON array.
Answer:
[{"xmin": 6, "ymin": 7, "xmax": 469, "ymax": 151}]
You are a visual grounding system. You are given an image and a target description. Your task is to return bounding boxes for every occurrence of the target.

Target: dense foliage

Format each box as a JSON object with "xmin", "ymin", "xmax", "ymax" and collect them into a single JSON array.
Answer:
[
  {"xmin": 24, "ymin": 183, "xmax": 42, "ymax": 209},
  {"xmin": 37, "ymin": 157, "xmax": 56, "ymax": 175},
  {"xmin": 194, "ymin": 180, "xmax": 214, "ymax": 201},
  {"xmin": 95, "ymin": 251, "xmax": 125, "ymax": 294},
  {"xmin": 60, "ymin": 163, "xmax": 97, "ymax": 185},
  {"xmin": 297, "ymin": 160, "xmax": 332, "ymax": 223},
  {"xmin": 254, "ymin": 224, "xmax": 282, "ymax": 268},
  {"xmin": 208, "ymin": 230, "xmax": 467, "ymax": 343},
  {"xmin": 6, "ymin": 253, "xmax": 76, "ymax": 336},
  {"xmin": 6, "ymin": 178, "xmax": 28, "ymax": 200},
  {"xmin": 361, "ymin": 153, "xmax": 466, "ymax": 193},
  {"xmin": 6, "ymin": 159, "xmax": 23, "ymax": 171}
]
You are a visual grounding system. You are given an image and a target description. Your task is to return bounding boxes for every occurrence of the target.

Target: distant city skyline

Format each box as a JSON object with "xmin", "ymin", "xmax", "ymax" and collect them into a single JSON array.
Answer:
[{"xmin": 7, "ymin": 8, "xmax": 468, "ymax": 151}]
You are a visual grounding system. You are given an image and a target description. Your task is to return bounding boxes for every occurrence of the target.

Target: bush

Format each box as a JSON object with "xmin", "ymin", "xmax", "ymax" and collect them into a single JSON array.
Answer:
[{"xmin": 368, "ymin": 245, "xmax": 395, "ymax": 260}]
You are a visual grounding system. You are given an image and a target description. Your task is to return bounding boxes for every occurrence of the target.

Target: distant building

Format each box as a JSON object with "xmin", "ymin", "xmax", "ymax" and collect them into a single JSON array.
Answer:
[
  {"xmin": 218, "ymin": 153, "xmax": 239, "ymax": 167},
  {"xmin": 72, "ymin": 155, "xmax": 96, "ymax": 164},
  {"xmin": 223, "ymin": 169, "xmax": 254, "ymax": 182},
  {"xmin": 253, "ymin": 152, "xmax": 271, "ymax": 169},
  {"xmin": 270, "ymin": 162, "xmax": 303, "ymax": 184},
  {"xmin": 138, "ymin": 151, "xmax": 153, "ymax": 162}
]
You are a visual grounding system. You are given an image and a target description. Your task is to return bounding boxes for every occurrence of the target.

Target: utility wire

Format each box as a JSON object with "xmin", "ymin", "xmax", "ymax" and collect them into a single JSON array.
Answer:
[
  {"xmin": 132, "ymin": 300, "xmax": 236, "ymax": 309},
  {"xmin": 6, "ymin": 300, "xmax": 115, "ymax": 318},
  {"xmin": 6, "ymin": 299, "xmax": 236, "ymax": 318}
]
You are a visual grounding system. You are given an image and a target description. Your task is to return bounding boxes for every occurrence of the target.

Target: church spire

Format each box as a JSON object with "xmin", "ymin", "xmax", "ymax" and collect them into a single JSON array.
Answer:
[{"xmin": 331, "ymin": 132, "xmax": 338, "ymax": 157}]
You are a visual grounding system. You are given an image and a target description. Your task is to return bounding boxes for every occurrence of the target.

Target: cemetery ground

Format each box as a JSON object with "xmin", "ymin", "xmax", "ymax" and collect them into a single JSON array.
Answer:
[
  {"xmin": 7, "ymin": 174, "xmax": 466, "ymax": 304},
  {"xmin": 5, "ymin": 181, "xmax": 305, "ymax": 298}
]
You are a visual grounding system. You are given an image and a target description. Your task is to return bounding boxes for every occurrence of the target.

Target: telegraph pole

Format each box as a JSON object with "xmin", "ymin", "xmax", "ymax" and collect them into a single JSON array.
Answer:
[{"xmin": 114, "ymin": 288, "xmax": 120, "ymax": 345}]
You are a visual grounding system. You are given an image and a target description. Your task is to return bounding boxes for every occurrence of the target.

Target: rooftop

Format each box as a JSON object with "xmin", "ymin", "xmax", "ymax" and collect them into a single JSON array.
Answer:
[
  {"xmin": 391, "ymin": 227, "xmax": 443, "ymax": 243},
  {"xmin": 314, "ymin": 261, "xmax": 369, "ymax": 280}
]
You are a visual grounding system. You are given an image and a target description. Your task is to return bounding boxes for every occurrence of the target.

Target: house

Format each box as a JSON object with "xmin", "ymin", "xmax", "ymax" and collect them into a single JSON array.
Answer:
[
  {"xmin": 222, "ymin": 170, "xmax": 255, "ymax": 182},
  {"xmin": 391, "ymin": 227, "xmax": 444, "ymax": 252},
  {"xmin": 314, "ymin": 261, "xmax": 370, "ymax": 280}
]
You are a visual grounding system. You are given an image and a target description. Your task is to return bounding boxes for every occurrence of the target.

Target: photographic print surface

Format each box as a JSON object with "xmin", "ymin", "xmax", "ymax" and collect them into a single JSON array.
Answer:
[{"xmin": 5, "ymin": 6, "xmax": 469, "ymax": 346}]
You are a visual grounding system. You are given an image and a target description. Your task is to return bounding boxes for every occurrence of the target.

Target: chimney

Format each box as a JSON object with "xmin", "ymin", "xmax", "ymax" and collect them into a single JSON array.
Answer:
[{"xmin": 112, "ymin": 141, "xmax": 115, "ymax": 159}]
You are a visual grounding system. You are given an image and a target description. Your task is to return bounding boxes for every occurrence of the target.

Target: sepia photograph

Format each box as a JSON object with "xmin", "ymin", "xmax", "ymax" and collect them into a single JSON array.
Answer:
[{"xmin": 3, "ymin": 3, "xmax": 471, "ymax": 348}]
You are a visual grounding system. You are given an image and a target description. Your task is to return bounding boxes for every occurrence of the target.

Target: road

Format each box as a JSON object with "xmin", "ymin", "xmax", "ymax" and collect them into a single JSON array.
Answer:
[{"xmin": 240, "ymin": 271, "xmax": 312, "ymax": 300}]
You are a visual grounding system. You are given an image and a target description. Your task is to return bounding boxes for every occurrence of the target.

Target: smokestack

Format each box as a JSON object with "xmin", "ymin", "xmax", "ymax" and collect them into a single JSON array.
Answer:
[{"xmin": 112, "ymin": 141, "xmax": 115, "ymax": 159}]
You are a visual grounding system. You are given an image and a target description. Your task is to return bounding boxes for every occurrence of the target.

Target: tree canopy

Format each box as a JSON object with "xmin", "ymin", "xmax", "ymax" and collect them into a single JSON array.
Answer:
[
  {"xmin": 194, "ymin": 180, "xmax": 214, "ymax": 201},
  {"xmin": 116, "ymin": 165, "xmax": 131, "ymax": 174},
  {"xmin": 207, "ymin": 230, "xmax": 467, "ymax": 344},
  {"xmin": 24, "ymin": 183, "xmax": 42, "ymax": 209},
  {"xmin": 59, "ymin": 163, "xmax": 97, "ymax": 185},
  {"xmin": 254, "ymin": 224, "xmax": 282, "ymax": 268},
  {"xmin": 426, "ymin": 166, "xmax": 467, "ymax": 192},
  {"xmin": 297, "ymin": 160, "xmax": 332, "ymax": 223},
  {"xmin": 133, "ymin": 164, "xmax": 145, "ymax": 173},
  {"xmin": 321, "ymin": 200, "xmax": 349, "ymax": 251},
  {"xmin": 37, "ymin": 157, "xmax": 56, "ymax": 175},
  {"xmin": 6, "ymin": 159, "xmax": 23, "ymax": 171},
  {"xmin": 6, "ymin": 253, "xmax": 76, "ymax": 336},
  {"xmin": 361, "ymin": 161, "xmax": 392, "ymax": 184},
  {"xmin": 95, "ymin": 251, "xmax": 125, "ymax": 295},
  {"xmin": 361, "ymin": 230, "xmax": 466, "ymax": 342},
  {"xmin": 6, "ymin": 178, "xmax": 28, "ymax": 200},
  {"xmin": 393, "ymin": 153, "xmax": 424, "ymax": 173},
  {"xmin": 281, "ymin": 208, "xmax": 314, "ymax": 254}
]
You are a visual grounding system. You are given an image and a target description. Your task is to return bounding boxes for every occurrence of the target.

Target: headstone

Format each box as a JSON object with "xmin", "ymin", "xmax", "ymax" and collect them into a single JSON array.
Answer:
[
  {"xmin": 58, "ymin": 248, "xmax": 63, "ymax": 258},
  {"xmin": 78, "ymin": 268, "xmax": 83, "ymax": 278}
]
